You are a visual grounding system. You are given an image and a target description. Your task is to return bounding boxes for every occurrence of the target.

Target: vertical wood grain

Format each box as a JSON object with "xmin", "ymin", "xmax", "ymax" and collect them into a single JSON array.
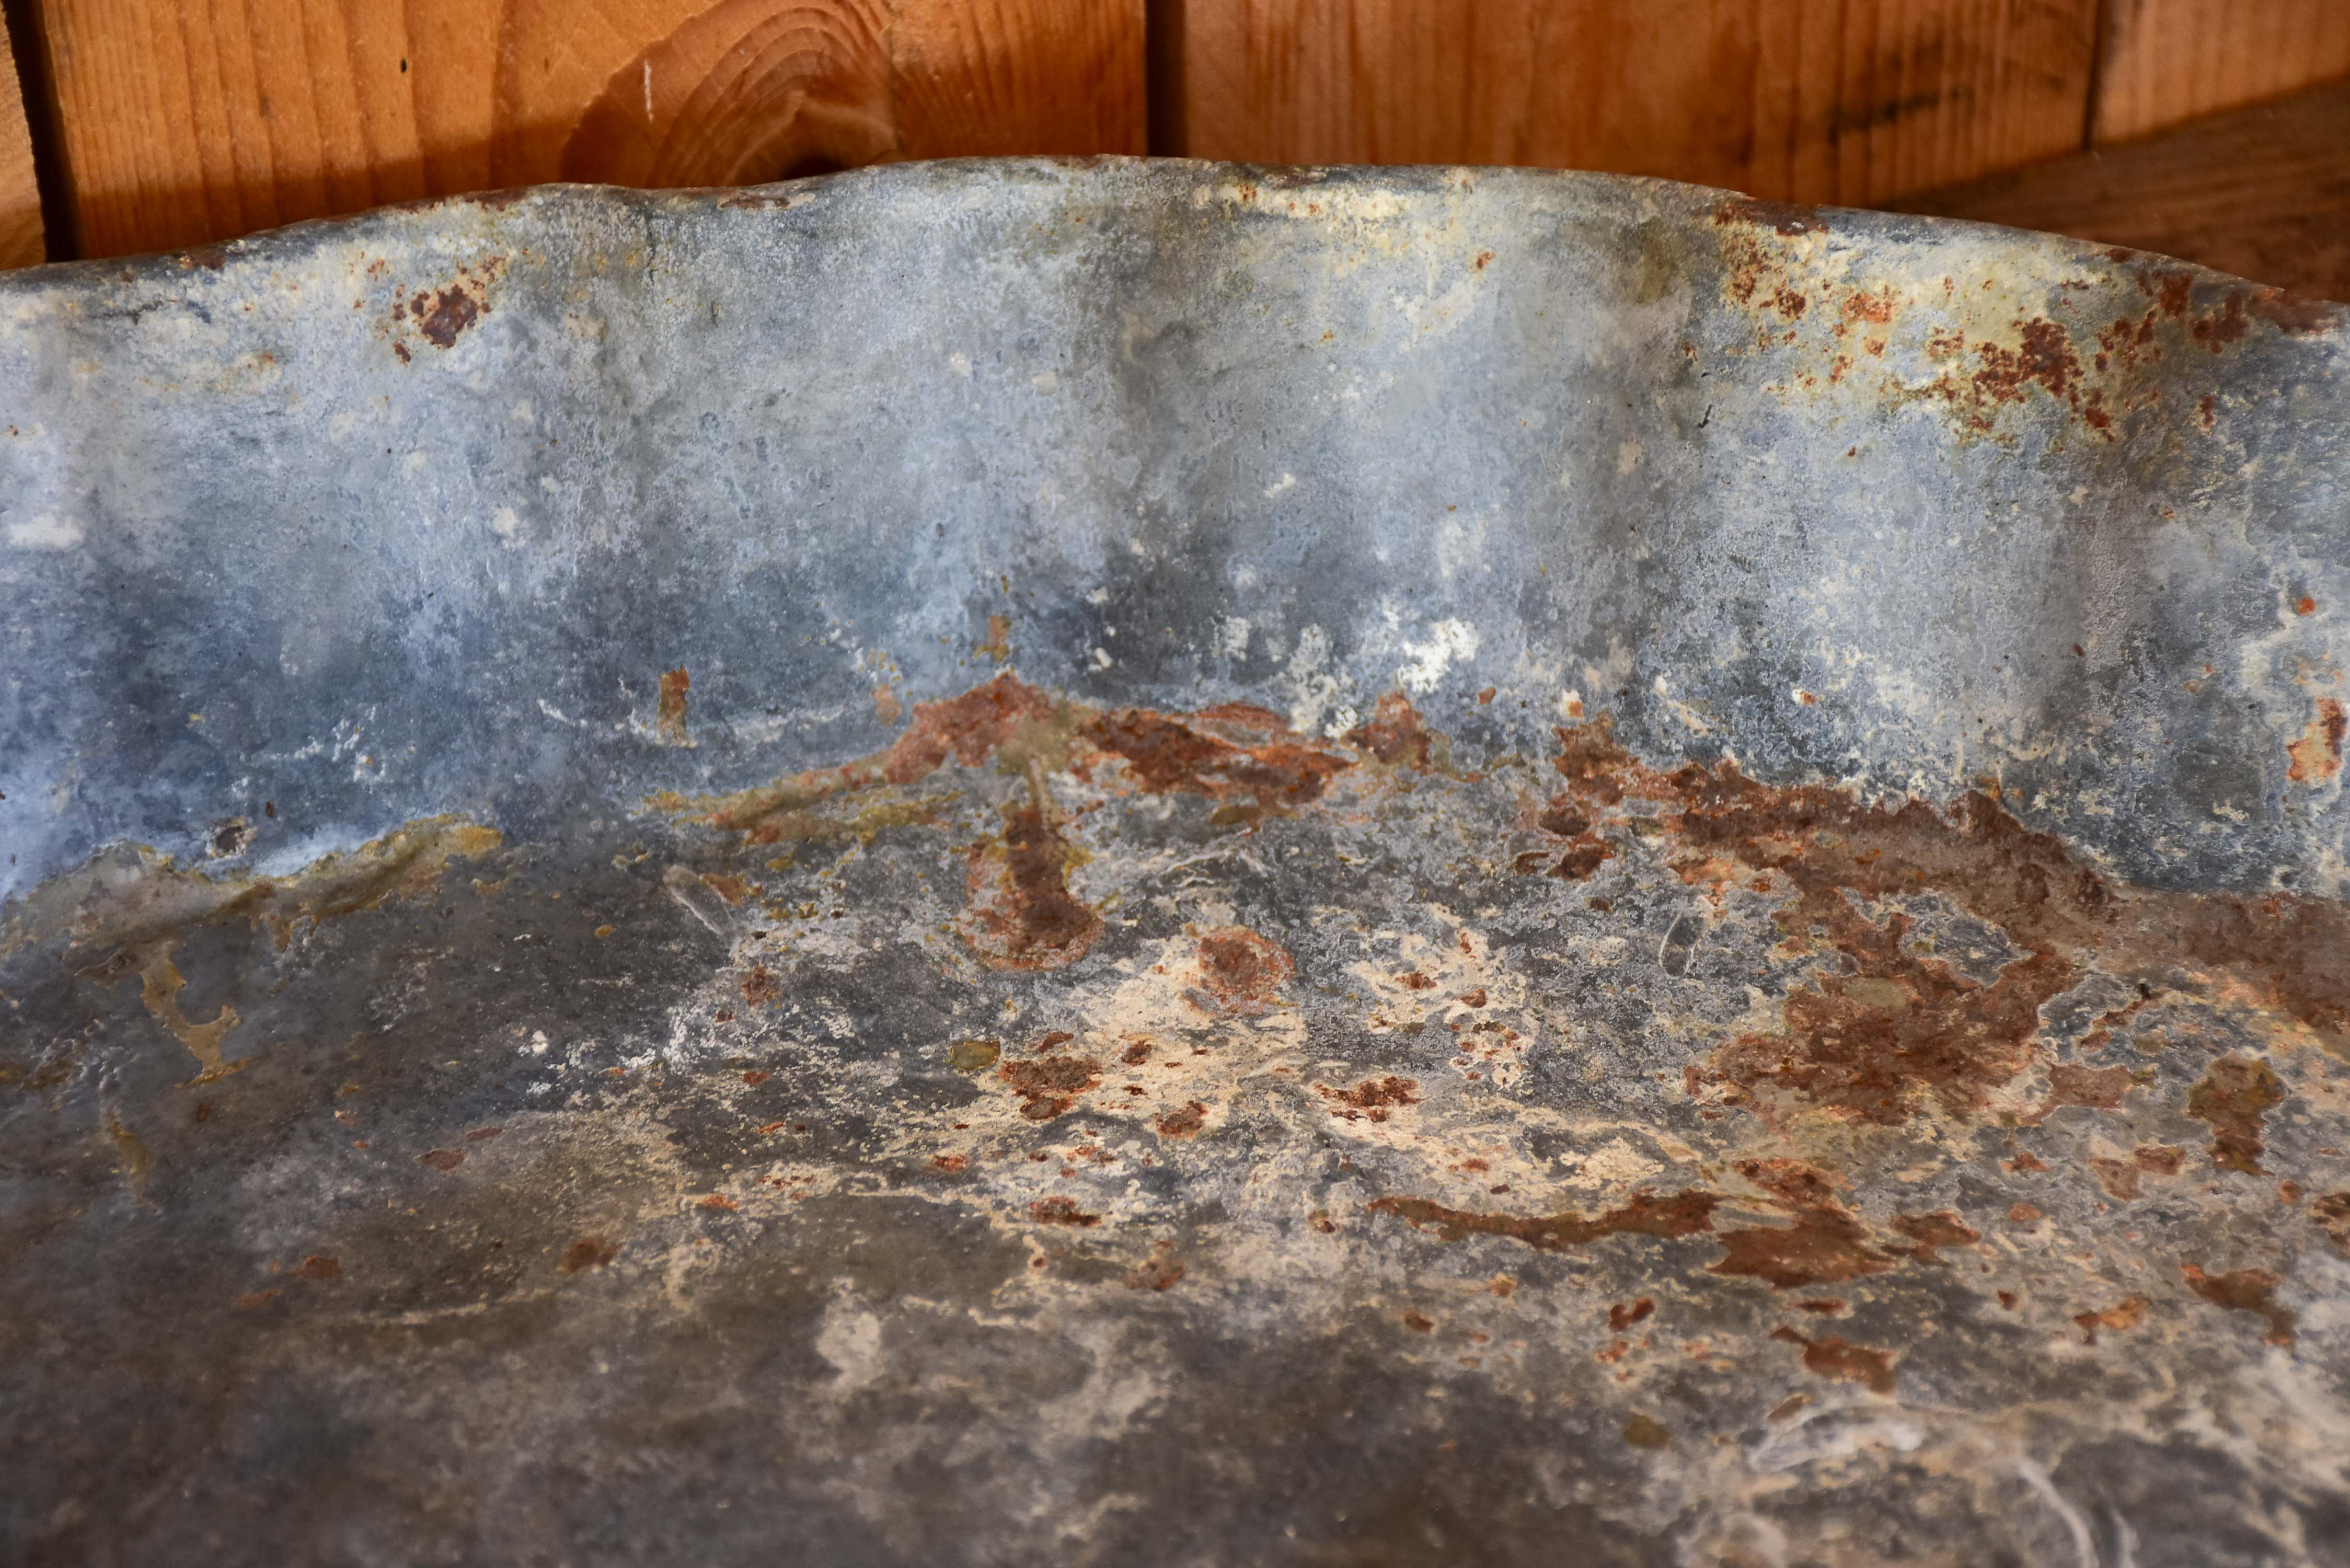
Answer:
[
  {"xmin": 30, "ymin": 0, "xmax": 1144, "ymax": 260},
  {"xmin": 0, "ymin": 11, "xmax": 43, "ymax": 266},
  {"xmin": 2091, "ymin": 0, "xmax": 2350, "ymax": 143},
  {"xmin": 1176, "ymin": 0, "xmax": 2100, "ymax": 207}
]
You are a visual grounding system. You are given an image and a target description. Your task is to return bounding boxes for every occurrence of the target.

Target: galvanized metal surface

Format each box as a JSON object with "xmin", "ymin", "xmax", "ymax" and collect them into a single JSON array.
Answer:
[{"xmin": 2, "ymin": 158, "xmax": 2347, "ymax": 1566}]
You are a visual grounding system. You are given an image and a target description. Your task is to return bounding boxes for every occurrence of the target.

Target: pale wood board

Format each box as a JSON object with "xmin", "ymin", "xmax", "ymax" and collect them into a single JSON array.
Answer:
[
  {"xmin": 31, "ymin": 0, "xmax": 1145, "ymax": 260},
  {"xmin": 2092, "ymin": 0, "xmax": 2350, "ymax": 143},
  {"xmin": 1902, "ymin": 78, "xmax": 2350, "ymax": 302},
  {"xmin": 1171, "ymin": 0, "xmax": 2100, "ymax": 206},
  {"xmin": 0, "ymin": 17, "xmax": 44, "ymax": 267}
]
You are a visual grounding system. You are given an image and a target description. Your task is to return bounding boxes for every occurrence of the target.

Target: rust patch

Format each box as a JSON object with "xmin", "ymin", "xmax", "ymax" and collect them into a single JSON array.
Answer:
[
  {"xmin": 2244, "ymin": 287, "xmax": 2342, "ymax": 336},
  {"xmin": 1887, "ymin": 1210, "xmax": 1978, "ymax": 1263},
  {"xmin": 999, "ymin": 1052, "xmax": 1101, "ymax": 1121},
  {"xmin": 419, "ymin": 1148, "xmax": 465, "ymax": 1172},
  {"xmin": 1030, "ymin": 1196, "xmax": 1099, "ymax": 1227},
  {"xmin": 884, "ymin": 673, "xmax": 1059, "ymax": 785},
  {"xmin": 2287, "ymin": 697, "xmax": 2345, "ymax": 785},
  {"xmin": 1608, "ymin": 1297, "xmax": 1655, "ymax": 1331},
  {"xmin": 1711, "ymin": 1161, "xmax": 1892, "ymax": 1290},
  {"xmin": 2072, "ymin": 1295, "xmax": 2149, "ymax": 1344},
  {"xmin": 289, "ymin": 1254, "xmax": 342, "ymax": 1282},
  {"xmin": 2180, "ymin": 1263, "xmax": 2296, "ymax": 1345},
  {"xmin": 1346, "ymin": 692, "xmax": 1433, "ymax": 766},
  {"xmin": 742, "ymin": 965, "xmax": 780, "ymax": 1007},
  {"xmin": 962, "ymin": 802, "xmax": 1101, "ymax": 972},
  {"xmin": 2025, "ymin": 1063, "xmax": 2133, "ymax": 1123},
  {"xmin": 1771, "ymin": 1327, "xmax": 1894, "ymax": 1394},
  {"xmin": 1367, "ymin": 1190, "xmax": 1721, "ymax": 1253},
  {"xmin": 2186, "ymin": 1055, "xmax": 2284, "ymax": 1174},
  {"xmin": 412, "ymin": 286, "xmax": 481, "ymax": 349},
  {"xmin": 1319, "ymin": 1076, "xmax": 1422, "ymax": 1123},
  {"xmin": 1126, "ymin": 1241, "xmax": 1186, "ymax": 1290},
  {"xmin": 2089, "ymin": 1159, "xmax": 2142, "ymax": 1201},
  {"xmin": 656, "ymin": 668, "xmax": 691, "ymax": 744},
  {"xmin": 2134, "ymin": 1144, "xmax": 2185, "ymax": 1175},
  {"xmin": 1083, "ymin": 707, "xmax": 1351, "ymax": 813},
  {"xmin": 1196, "ymin": 927, "xmax": 1294, "ymax": 1014},
  {"xmin": 1156, "ymin": 1100, "xmax": 1207, "ymax": 1139},
  {"xmin": 2312, "ymin": 1192, "xmax": 2350, "ymax": 1254},
  {"xmin": 1541, "ymin": 720, "xmax": 2350, "ymax": 1121}
]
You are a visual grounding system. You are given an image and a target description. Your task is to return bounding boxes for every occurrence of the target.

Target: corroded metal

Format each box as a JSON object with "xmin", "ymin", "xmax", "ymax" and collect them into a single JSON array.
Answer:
[{"xmin": 2, "ymin": 160, "xmax": 2347, "ymax": 1567}]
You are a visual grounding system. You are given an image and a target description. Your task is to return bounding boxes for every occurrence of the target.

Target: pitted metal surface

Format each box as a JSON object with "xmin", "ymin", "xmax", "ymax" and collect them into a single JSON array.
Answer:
[{"xmin": 2, "ymin": 160, "xmax": 2347, "ymax": 1566}]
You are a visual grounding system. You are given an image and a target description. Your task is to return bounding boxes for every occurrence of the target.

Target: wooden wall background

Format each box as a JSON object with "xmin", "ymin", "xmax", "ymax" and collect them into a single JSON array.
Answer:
[{"xmin": 0, "ymin": 0, "xmax": 2343, "ymax": 294}]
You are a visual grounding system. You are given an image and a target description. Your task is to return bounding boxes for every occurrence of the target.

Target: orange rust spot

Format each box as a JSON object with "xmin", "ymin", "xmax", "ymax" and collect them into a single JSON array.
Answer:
[
  {"xmin": 2073, "ymin": 1295, "xmax": 2149, "ymax": 1344},
  {"xmin": 740, "ymin": 1070, "xmax": 768, "ymax": 1087},
  {"xmin": 2313, "ymin": 1192, "xmax": 2350, "ymax": 1254},
  {"xmin": 1887, "ymin": 1210, "xmax": 1978, "ymax": 1263},
  {"xmin": 2186, "ymin": 1054, "xmax": 2284, "ymax": 1174},
  {"xmin": 411, "ymin": 285, "xmax": 483, "ymax": 349},
  {"xmin": 1084, "ymin": 706, "xmax": 1351, "ymax": 812},
  {"xmin": 419, "ymin": 1148, "xmax": 465, "ymax": 1172},
  {"xmin": 2007, "ymin": 1202, "xmax": 2043, "ymax": 1226},
  {"xmin": 1771, "ymin": 1326, "xmax": 1894, "ymax": 1394},
  {"xmin": 700, "ymin": 872, "xmax": 749, "ymax": 905},
  {"xmin": 236, "ymin": 1289, "xmax": 280, "ymax": 1309},
  {"xmin": 2190, "ymin": 292, "xmax": 2249, "ymax": 352},
  {"xmin": 742, "ymin": 965, "xmax": 780, "ymax": 1006},
  {"xmin": 1347, "ymin": 691, "xmax": 1434, "ymax": 766},
  {"xmin": 656, "ymin": 668, "xmax": 691, "ymax": 744},
  {"xmin": 1711, "ymin": 1160, "xmax": 1891, "ymax": 1290},
  {"xmin": 930, "ymin": 1155, "xmax": 968, "ymax": 1173},
  {"xmin": 2090, "ymin": 1159, "xmax": 2142, "ymax": 1201},
  {"xmin": 872, "ymin": 686, "xmax": 903, "ymax": 725},
  {"xmin": 1368, "ymin": 1189, "xmax": 1720, "ymax": 1253},
  {"xmin": 1607, "ymin": 1297, "xmax": 1654, "ymax": 1331},
  {"xmin": 697, "ymin": 1193, "xmax": 738, "ymax": 1211},
  {"xmin": 290, "ymin": 1254, "xmax": 342, "ymax": 1281},
  {"xmin": 2287, "ymin": 697, "xmax": 2345, "ymax": 785},
  {"xmin": 2295, "ymin": 595, "xmax": 2318, "ymax": 616},
  {"xmin": 1126, "ymin": 1241, "xmax": 1186, "ymax": 1290},
  {"xmin": 2025, "ymin": 1063, "xmax": 2132, "ymax": 1123},
  {"xmin": 963, "ymin": 803, "xmax": 1101, "ymax": 972},
  {"xmin": 1030, "ymin": 1196, "xmax": 1099, "ymax": 1227},
  {"xmin": 1543, "ymin": 721, "xmax": 2350, "ymax": 1112},
  {"xmin": 1156, "ymin": 1100, "xmax": 1207, "ymax": 1139},
  {"xmin": 1841, "ymin": 289, "xmax": 1896, "ymax": 326},
  {"xmin": 1196, "ymin": 927, "xmax": 1294, "ymax": 1014},
  {"xmin": 885, "ymin": 673, "xmax": 1056, "ymax": 785},
  {"xmin": 1319, "ymin": 1076, "xmax": 1421, "ymax": 1123},
  {"xmin": 999, "ymin": 1052, "xmax": 1101, "ymax": 1121},
  {"xmin": 2181, "ymin": 1262, "xmax": 2295, "ymax": 1344}
]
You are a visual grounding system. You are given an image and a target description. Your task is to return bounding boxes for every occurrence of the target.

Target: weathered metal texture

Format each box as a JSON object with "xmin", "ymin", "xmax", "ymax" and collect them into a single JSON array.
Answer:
[{"xmin": 2, "ymin": 160, "xmax": 2347, "ymax": 1567}]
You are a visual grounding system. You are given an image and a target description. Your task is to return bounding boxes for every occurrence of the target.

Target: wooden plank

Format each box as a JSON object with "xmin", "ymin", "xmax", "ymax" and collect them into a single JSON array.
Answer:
[
  {"xmin": 1171, "ymin": 0, "xmax": 2099, "ymax": 206},
  {"xmin": 1903, "ymin": 78, "xmax": 2350, "ymax": 301},
  {"xmin": 0, "ymin": 16, "xmax": 44, "ymax": 267},
  {"xmin": 32, "ymin": 0, "xmax": 1144, "ymax": 260},
  {"xmin": 2091, "ymin": 0, "xmax": 2350, "ymax": 143}
]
